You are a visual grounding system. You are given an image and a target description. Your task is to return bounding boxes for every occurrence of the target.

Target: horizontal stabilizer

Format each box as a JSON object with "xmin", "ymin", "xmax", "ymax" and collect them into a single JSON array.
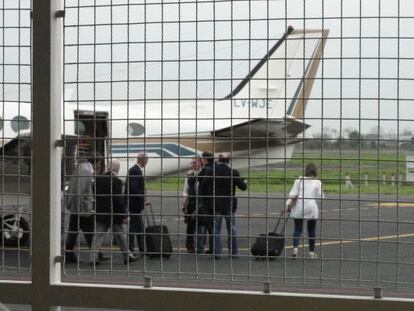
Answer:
[{"xmin": 212, "ymin": 118, "xmax": 310, "ymax": 139}]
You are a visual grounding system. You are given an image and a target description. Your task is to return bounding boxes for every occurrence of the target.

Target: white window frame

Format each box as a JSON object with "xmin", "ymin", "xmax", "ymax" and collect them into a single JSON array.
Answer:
[{"xmin": 0, "ymin": 1, "xmax": 413, "ymax": 310}]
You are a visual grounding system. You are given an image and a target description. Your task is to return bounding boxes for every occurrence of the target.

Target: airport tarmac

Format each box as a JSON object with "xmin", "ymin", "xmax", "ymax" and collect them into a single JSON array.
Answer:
[{"xmin": 1, "ymin": 192, "xmax": 414, "ymax": 299}]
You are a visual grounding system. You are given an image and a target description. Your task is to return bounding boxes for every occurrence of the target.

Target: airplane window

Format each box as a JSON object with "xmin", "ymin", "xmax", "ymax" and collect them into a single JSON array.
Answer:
[
  {"xmin": 74, "ymin": 120, "xmax": 85, "ymax": 135},
  {"xmin": 11, "ymin": 115, "xmax": 30, "ymax": 132},
  {"xmin": 128, "ymin": 122, "xmax": 145, "ymax": 136}
]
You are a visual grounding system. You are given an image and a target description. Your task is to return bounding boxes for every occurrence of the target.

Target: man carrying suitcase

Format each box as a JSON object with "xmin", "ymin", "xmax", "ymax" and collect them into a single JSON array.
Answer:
[{"xmin": 125, "ymin": 152, "xmax": 148, "ymax": 257}]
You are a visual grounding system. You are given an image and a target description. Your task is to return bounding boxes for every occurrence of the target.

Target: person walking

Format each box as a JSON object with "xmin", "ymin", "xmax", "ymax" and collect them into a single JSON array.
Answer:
[
  {"xmin": 90, "ymin": 159, "xmax": 138, "ymax": 265},
  {"xmin": 125, "ymin": 152, "xmax": 148, "ymax": 256},
  {"xmin": 196, "ymin": 152, "xmax": 215, "ymax": 255},
  {"xmin": 64, "ymin": 152, "xmax": 96, "ymax": 263},
  {"xmin": 213, "ymin": 153, "xmax": 247, "ymax": 258},
  {"xmin": 287, "ymin": 163, "xmax": 324, "ymax": 259},
  {"xmin": 182, "ymin": 157, "xmax": 202, "ymax": 253}
]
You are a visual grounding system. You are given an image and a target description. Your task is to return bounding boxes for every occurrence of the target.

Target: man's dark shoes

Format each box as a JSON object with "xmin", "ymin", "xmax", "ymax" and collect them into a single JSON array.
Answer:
[
  {"xmin": 65, "ymin": 254, "xmax": 82, "ymax": 264},
  {"xmin": 205, "ymin": 249, "xmax": 214, "ymax": 254},
  {"xmin": 124, "ymin": 255, "xmax": 139, "ymax": 265},
  {"xmin": 98, "ymin": 254, "xmax": 110, "ymax": 262}
]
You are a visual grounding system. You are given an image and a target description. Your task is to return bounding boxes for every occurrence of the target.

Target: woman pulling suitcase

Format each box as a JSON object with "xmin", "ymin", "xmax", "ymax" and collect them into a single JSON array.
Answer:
[{"xmin": 286, "ymin": 163, "xmax": 324, "ymax": 259}]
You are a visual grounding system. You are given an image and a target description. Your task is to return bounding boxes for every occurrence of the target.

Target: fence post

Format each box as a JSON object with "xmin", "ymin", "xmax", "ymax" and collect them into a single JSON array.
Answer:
[{"xmin": 32, "ymin": 0, "xmax": 63, "ymax": 309}]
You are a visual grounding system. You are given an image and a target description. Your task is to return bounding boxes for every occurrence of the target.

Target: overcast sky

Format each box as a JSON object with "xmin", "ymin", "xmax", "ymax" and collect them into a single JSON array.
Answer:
[{"xmin": 1, "ymin": 0, "xmax": 414, "ymax": 137}]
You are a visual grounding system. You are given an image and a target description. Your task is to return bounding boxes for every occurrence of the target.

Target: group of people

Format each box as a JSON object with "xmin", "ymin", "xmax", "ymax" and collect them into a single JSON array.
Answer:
[
  {"xmin": 63, "ymin": 148, "xmax": 324, "ymax": 264},
  {"xmin": 183, "ymin": 156, "xmax": 324, "ymax": 260},
  {"xmin": 64, "ymin": 152, "xmax": 149, "ymax": 265},
  {"xmin": 182, "ymin": 152, "xmax": 247, "ymax": 259}
]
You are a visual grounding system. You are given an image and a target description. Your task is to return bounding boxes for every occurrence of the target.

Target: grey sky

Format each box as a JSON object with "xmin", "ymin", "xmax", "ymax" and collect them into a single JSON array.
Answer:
[{"xmin": 2, "ymin": 0, "xmax": 414, "ymax": 136}]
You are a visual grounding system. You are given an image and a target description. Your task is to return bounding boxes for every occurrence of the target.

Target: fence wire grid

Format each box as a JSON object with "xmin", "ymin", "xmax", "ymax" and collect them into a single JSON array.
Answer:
[
  {"xmin": 0, "ymin": 0, "xmax": 31, "ymax": 277},
  {"xmin": 1, "ymin": 0, "xmax": 414, "ymax": 298}
]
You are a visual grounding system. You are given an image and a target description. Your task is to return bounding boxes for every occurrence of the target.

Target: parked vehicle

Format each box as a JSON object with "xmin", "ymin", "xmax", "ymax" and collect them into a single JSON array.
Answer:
[{"xmin": 0, "ymin": 131, "xmax": 77, "ymax": 247}]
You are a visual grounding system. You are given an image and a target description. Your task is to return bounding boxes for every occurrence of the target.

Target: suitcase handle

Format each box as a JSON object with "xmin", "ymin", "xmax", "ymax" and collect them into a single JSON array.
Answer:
[
  {"xmin": 273, "ymin": 210, "xmax": 289, "ymax": 234},
  {"xmin": 144, "ymin": 200, "xmax": 156, "ymax": 226}
]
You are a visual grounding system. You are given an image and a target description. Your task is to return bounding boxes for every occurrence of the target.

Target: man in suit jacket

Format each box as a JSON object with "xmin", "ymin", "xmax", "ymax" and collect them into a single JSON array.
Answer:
[
  {"xmin": 213, "ymin": 153, "xmax": 247, "ymax": 258},
  {"xmin": 64, "ymin": 152, "xmax": 96, "ymax": 263},
  {"xmin": 90, "ymin": 159, "xmax": 138, "ymax": 265},
  {"xmin": 231, "ymin": 167, "xmax": 247, "ymax": 214},
  {"xmin": 125, "ymin": 152, "xmax": 148, "ymax": 255},
  {"xmin": 182, "ymin": 157, "xmax": 202, "ymax": 253},
  {"xmin": 196, "ymin": 152, "xmax": 215, "ymax": 255}
]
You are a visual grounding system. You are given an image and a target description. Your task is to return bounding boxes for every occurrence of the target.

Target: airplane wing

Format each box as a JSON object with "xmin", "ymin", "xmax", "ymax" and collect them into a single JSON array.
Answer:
[{"xmin": 212, "ymin": 117, "xmax": 310, "ymax": 141}]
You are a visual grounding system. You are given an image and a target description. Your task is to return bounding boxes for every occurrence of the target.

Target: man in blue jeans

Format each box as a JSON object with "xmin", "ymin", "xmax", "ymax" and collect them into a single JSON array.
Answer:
[{"xmin": 213, "ymin": 154, "xmax": 247, "ymax": 258}]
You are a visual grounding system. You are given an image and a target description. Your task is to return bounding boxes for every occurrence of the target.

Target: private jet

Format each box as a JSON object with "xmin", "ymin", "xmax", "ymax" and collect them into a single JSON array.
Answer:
[{"xmin": 0, "ymin": 26, "xmax": 329, "ymax": 246}]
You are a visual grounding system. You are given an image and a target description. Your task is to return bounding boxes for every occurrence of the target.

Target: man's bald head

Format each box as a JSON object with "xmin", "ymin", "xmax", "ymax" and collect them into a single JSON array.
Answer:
[{"xmin": 108, "ymin": 158, "xmax": 121, "ymax": 175}]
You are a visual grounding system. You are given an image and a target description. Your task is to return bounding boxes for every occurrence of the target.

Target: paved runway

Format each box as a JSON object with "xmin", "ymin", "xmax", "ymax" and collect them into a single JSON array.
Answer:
[{"xmin": 1, "ymin": 192, "xmax": 414, "ymax": 298}]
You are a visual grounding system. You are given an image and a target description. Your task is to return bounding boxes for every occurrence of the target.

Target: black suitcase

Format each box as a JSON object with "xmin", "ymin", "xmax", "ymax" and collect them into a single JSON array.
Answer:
[
  {"xmin": 144, "ymin": 202, "xmax": 173, "ymax": 259},
  {"xmin": 251, "ymin": 211, "xmax": 287, "ymax": 260}
]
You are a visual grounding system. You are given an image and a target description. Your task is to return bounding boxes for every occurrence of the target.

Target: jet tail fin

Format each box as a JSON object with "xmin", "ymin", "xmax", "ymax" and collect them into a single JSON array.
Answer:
[
  {"xmin": 223, "ymin": 26, "xmax": 295, "ymax": 100},
  {"xmin": 222, "ymin": 27, "xmax": 329, "ymax": 120}
]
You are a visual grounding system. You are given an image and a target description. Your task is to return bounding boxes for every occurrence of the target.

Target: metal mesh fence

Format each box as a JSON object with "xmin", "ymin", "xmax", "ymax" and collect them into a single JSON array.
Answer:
[
  {"xmin": 59, "ymin": 0, "xmax": 414, "ymax": 296},
  {"xmin": 0, "ymin": 0, "xmax": 31, "ymax": 277},
  {"xmin": 1, "ymin": 0, "xmax": 414, "ymax": 298}
]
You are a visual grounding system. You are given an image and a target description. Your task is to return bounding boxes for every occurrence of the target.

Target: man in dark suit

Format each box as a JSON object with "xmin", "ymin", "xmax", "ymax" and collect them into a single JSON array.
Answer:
[
  {"xmin": 90, "ymin": 159, "xmax": 138, "ymax": 265},
  {"xmin": 195, "ymin": 152, "xmax": 215, "ymax": 255},
  {"xmin": 213, "ymin": 153, "xmax": 247, "ymax": 258},
  {"xmin": 182, "ymin": 157, "xmax": 202, "ymax": 253},
  {"xmin": 125, "ymin": 152, "xmax": 148, "ymax": 255}
]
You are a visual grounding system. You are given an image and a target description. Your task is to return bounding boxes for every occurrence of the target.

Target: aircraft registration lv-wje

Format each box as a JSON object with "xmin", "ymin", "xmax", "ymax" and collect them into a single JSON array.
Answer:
[{"xmin": 0, "ymin": 27, "xmax": 328, "ymax": 246}]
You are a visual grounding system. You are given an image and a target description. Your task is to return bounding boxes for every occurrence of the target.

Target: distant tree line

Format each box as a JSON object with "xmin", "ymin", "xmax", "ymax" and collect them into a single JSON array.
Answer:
[{"xmin": 302, "ymin": 129, "xmax": 414, "ymax": 150}]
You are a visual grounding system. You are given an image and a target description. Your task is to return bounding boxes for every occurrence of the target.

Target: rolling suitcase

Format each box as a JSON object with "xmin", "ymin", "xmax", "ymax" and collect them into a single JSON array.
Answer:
[
  {"xmin": 251, "ymin": 210, "xmax": 287, "ymax": 260},
  {"xmin": 144, "ymin": 202, "xmax": 173, "ymax": 259}
]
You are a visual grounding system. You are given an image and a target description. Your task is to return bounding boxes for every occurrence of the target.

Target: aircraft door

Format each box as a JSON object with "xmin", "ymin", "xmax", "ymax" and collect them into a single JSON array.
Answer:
[{"xmin": 74, "ymin": 110, "xmax": 108, "ymax": 174}]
